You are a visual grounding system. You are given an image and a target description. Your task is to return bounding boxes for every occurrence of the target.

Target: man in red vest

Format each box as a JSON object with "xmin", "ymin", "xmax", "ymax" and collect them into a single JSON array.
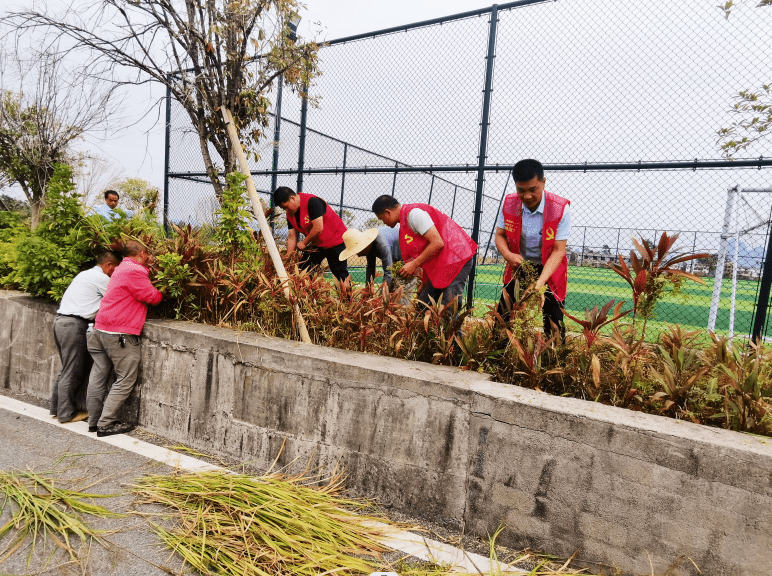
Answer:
[
  {"xmin": 371, "ymin": 195, "xmax": 477, "ymax": 310},
  {"xmin": 274, "ymin": 187, "xmax": 349, "ymax": 281},
  {"xmin": 495, "ymin": 159, "xmax": 571, "ymax": 338}
]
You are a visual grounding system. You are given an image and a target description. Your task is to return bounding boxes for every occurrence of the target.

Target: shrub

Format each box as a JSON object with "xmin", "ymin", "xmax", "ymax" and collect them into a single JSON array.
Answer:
[
  {"xmin": 10, "ymin": 164, "xmax": 94, "ymax": 300},
  {"xmin": 2, "ymin": 173, "xmax": 769, "ymax": 438},
  {"xmin": 0, "ymin": 211, "xmax": 30, "ymax": 287}
]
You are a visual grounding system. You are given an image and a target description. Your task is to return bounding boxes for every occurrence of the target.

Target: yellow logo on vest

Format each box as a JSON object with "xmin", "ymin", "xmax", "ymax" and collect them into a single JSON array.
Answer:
[
  {"xmin": 544, "ymin": 227, "xmax": 555, "ymax": 241},
  {"xmin": 304, "ymin": 216, "xmax": 310, "ymax": 225},
  {"xmin": 404, "ymin": 234, "xmax": 413, "ymax": 244}
]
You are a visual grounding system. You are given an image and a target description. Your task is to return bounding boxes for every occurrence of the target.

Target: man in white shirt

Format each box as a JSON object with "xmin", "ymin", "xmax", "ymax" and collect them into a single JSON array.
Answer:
[
  {"xmin": 371, "ymin": 195, "xmax": 477, "ymax": 311},
  {"xmin": 50, "ymin": 251, "xmax": 121, "ymax": 423},
  {"xmin": 93, "ymin": 190, "xmax": 134, "ymax": 221}
]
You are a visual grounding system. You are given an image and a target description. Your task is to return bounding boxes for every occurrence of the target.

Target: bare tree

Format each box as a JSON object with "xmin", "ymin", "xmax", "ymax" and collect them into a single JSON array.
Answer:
[
  {"xmin": 73, "ymin": 153, "xmax": 126, "ymax": 209},
  {"xmin": 3, "ymin": 0, "xmax": 320, "ymax": 202},
  {"xmin": 0, "ymin": 48, "xmax": 117, "ymax": 227}
]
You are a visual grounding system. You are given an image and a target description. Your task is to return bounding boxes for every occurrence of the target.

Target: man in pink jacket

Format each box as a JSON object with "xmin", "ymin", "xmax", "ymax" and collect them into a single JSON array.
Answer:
[{"xmin": 86, "ymin": 240, "xmax": 163, "ymax": 437}]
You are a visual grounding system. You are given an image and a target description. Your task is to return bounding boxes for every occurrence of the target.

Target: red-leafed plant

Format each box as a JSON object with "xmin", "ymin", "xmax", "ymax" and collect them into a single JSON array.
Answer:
[
  {"xmin": 607, "ymin": 232, "xmax": 709, "ymax": 338},
  {"xmin": 564, "ymin": 299, "xmax": 631, "ymax": 351}
]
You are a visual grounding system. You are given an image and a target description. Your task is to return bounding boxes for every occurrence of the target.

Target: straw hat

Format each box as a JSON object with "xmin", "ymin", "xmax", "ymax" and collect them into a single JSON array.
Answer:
[{"xmin": 339, "ymin": 228, "xmax": 379, "ymax": 260}]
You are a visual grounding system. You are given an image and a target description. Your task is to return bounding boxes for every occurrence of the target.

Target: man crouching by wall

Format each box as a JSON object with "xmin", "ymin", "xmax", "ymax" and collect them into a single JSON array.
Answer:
[
  {"xmin": 50, "ymin": 251, "xmax": 121, "ymax": 423},
  {"xmin": 86, "ymin": 240, "xmax": 163, "ymax": 437}
]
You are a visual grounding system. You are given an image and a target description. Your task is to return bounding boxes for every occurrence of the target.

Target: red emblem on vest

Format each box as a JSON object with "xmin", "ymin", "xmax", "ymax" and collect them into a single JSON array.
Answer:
[{"xmin": 501, "ymin": 191, "xmax": 570, "ymax": 301}]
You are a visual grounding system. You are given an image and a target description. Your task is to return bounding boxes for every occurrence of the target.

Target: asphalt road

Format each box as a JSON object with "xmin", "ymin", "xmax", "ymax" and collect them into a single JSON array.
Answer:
[
  {"xmin": 0, "ymin": 405, "xmax": 186, "ymax": 576},
  {"xmin": 0, "ymin": 395, "xmax": 524, "ymax": 576}
]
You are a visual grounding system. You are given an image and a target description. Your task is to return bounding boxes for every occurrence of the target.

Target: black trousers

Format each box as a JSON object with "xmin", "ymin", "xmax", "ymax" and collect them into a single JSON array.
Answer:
[
  {"xmin": 300, "ymin": 242, "xmax": 350, "ymax": 282},
  {"xmin": 497, "ymin": 263, "xmax": 565, "ymax": 339}
]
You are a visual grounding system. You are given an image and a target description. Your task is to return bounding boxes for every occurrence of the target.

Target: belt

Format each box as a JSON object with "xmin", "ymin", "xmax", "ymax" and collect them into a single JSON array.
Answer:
[{"xmin": 56, "ymin": 313, "xmax": 90, "ymax": 323}]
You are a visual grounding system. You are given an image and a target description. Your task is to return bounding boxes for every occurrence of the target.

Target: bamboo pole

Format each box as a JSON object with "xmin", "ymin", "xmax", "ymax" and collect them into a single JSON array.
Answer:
[{"xmin": 220, "ymin": 106, "xmax": 311, "ymax": 344}]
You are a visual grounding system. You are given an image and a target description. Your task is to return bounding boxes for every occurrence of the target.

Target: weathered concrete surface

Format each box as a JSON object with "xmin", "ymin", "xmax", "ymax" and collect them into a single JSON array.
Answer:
[{"xmin": 2, "ymin": 290, "xmax": 772, "ymax": 575}]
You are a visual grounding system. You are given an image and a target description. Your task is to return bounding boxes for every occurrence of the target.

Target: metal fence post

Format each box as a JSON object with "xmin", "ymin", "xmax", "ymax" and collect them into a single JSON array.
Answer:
[
  {"xmin": 690, "ymin": 231, "xmax": 698, "ymax": 274},
  {"xmin": 427, "ymin": 174, "xmax": 436, "ymax": 204},
  {"xmin": 162, "ymin": 76, "xmax": 172, "ymax": 236},
  {"xmin": 391, "ymin": 161, "xmax": 399, "ymax": 196},
  {"xmin": 297, "ymin": 86, "xmax": 309, "ymax": 192},
  {"xmin": 482, "ymin": 172, "xmax": 509, "ymax": 264},
  {"xmin": 450, "ymin": 185, "xmax": 458, "ymax": 219},
  {"xmin": 339, "ymin": 143, "xmax": 348, "ymax": 217},
  {"xmin": 270, "ymin": 75, "xmax": 284, "ymax": 208},
  {"xmin": 467, "ymin": 3, "xmax": 499, "ymax": 309},
  {"xmin": 752, "ymin": 221, "xmax": 772, "ymax": 342}
]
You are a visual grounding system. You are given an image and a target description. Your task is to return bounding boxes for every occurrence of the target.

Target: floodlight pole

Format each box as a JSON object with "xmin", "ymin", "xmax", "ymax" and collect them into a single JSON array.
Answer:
[
  {"xmin": 270, "ymin": 74, "xmax": 284, "ymax": 207},
  {"xmin": 221, "ymin": 106, "xmax": 312, "ymax": 344},
  {"xmin": 162, "ymin": 76, "xmax": 172, "ymax": 235},
  {"xmin": 297, "ymin": 82, "xmax": 309, "ymax": 192}
]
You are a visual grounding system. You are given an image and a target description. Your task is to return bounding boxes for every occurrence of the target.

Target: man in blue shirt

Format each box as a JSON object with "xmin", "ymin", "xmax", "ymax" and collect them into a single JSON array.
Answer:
[
  {"xmin": 339, "ymin": 226, "xmax": 402, "ymax": 290},
  {"xmin": 495, "ymin": 159, "xmax": 571, "ymax": 338},
  {"xmin": 93, "ymin": 190, "xmax": 134, "ymax": 221}
]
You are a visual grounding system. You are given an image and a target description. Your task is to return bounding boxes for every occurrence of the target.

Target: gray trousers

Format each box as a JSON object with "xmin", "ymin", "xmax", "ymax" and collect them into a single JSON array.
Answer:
[
  {"xmin": 50, "ymin": 316, "xmax": 90, "ymax": 423},
  {"xmin": 418, "ymin": 257, "xmax": 474, "ymax": 310},
  {"xmin": 86, "ymin": 329, "xmax": 141, "ymax": 428}
]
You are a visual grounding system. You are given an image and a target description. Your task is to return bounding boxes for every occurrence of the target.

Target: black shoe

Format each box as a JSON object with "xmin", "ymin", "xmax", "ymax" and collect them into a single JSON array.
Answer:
[
  {"xmin": 89, "ymin": 426, "xmax": 98, "ymax": 433},
  {"xmin": 96, "ymin": 422, "xmax": 135, "ymax": 437}
]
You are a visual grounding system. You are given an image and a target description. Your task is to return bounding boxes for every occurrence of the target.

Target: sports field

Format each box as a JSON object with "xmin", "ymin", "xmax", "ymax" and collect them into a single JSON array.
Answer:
[{"xmin": 349, "ymin": 264, "xmax": 760, "ymax": 337}]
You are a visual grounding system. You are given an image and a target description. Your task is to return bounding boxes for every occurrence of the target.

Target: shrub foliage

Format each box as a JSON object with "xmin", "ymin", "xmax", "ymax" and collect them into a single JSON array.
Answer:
[{"xmin": 2, "ymin": 171, "xmax": 770, "ymax": 437}]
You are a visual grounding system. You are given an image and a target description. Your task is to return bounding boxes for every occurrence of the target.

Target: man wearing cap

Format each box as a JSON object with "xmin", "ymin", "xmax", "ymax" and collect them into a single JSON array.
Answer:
[
  {"xmin": 339, "ymin": 225, "xmax": 402, "ymax": 290},
  {"xmin": 49, "ymin": 251, "xmax": 122, "ymax": 423},
  {"xmin": 274, "ymin": 186, "xmax": 349, "ymax": 281},
  {"xmin": 495, "ymin": 159, "xmax": 571, "ymax": 338},
  {"xmin": 86, "ymin": 240, "xmax": 162, "ymax": 437},
  {"xmin": 371, "ymin": 195, "xmax": 477, "ymax": 309}
]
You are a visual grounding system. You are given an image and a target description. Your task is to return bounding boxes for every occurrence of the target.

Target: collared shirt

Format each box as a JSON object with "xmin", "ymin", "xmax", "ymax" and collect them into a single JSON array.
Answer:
[
  {"xmin": 57, "ymin": 266, "xmax": 111, "ymax": 320},
  {"xmin": 94, "ymin": 257, "xmax": 163, "ymax": 336},
  {"xmin": 93, "ymin": 204, "xmax": 134, "ymax": 221},
  {"xmin": 496, "ymin": 194, "xmax": 571, "ymax": 262}
]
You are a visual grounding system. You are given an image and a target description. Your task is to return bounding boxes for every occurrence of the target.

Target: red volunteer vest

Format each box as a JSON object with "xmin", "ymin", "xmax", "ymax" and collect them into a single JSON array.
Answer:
[
  {"xmin": 286, "ymin": 193, "xmax": 347, "ymax": 249},
  {"xmin": 502, "ymin": 191, "xmax": 570, "ymax": 301},
  {"xmin": 399, "ymin": 203, "xmax": 477, "ymax": 289}
]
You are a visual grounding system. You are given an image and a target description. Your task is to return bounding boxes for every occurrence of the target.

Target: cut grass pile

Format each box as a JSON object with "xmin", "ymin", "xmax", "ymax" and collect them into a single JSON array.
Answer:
[
  {"xmin": 133, "ymin": 468, "xmax": 392, "ymax": 576},
  {"xmin": 0, "ymin": 469, "xmax": 121, "ymax": 564},
  {"xmin": 133, "ymin": 462, "xmax": 617, "ymax": 576}
]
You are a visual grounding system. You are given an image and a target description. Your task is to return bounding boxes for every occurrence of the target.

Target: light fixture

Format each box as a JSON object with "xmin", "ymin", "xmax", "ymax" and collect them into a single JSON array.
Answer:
[{"xmin": 287, "ymin": 11, "xmax": 301, "ymax": 41}]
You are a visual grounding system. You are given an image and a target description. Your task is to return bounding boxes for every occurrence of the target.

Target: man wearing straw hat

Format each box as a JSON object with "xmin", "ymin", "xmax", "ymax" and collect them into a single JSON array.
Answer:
[
  {"xmin": 339, "ymin": 225, "xmax": 402, "ymax": 290},
  {"xmin": 371, "ymin": 195, "xmax": 477, "ymax": 310},
  {"xmin": 274, "ymin": 186, "xmax": 349, "ymax": 281}
]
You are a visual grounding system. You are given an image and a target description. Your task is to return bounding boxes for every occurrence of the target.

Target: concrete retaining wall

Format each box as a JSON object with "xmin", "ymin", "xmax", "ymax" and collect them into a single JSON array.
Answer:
[{"xmin": 2, "ymin": 291, "xmax": 771, "ymax": 575}]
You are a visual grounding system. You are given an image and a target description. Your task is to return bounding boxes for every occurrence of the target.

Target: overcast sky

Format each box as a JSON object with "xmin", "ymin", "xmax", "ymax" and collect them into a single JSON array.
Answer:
[
  {"xmin": 0, "ymin": 1, "xmax": 496, "ymax": 200},
  {"xmin": 4, "ymin": 0, "xmax": 772, "ymax": 263}
]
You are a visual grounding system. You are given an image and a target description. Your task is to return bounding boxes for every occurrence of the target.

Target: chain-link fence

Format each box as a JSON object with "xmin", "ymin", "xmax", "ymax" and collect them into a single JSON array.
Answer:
[{"xmin": 164, "ymin": 0, "xmax": 772, "ymax": 339}]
